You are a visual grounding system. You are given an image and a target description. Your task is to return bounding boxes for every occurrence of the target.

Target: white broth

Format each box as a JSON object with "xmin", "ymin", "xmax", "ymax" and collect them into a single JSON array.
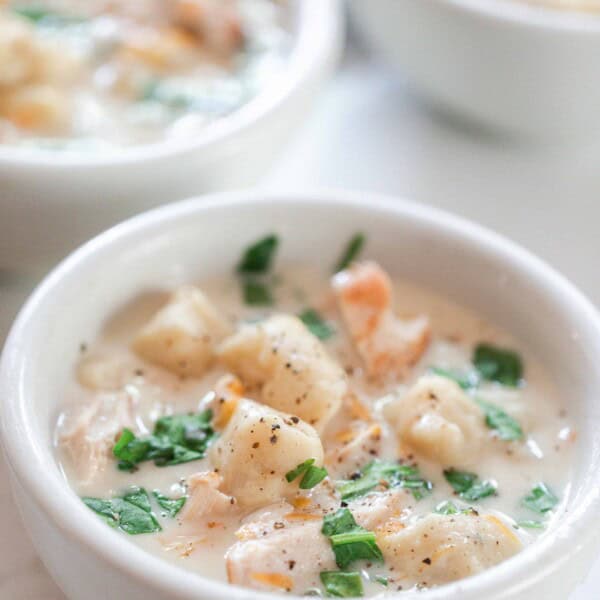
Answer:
[
  {"xmin": 55, "ymin": 236, "xmax": 575, "ymax": 597},
  {"xmin": 0, "ymin": 0, "xmax": 288, "ymax": 150}
]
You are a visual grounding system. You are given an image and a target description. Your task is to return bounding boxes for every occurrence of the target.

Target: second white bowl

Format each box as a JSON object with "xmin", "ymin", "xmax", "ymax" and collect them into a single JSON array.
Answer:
[
  {"xmin": 0, "ymin": 0, "xmax": 342, "ymax": 274},
  {"xmin": 350, "ymin": 0, "xmax": 600, "ymax": 139}
]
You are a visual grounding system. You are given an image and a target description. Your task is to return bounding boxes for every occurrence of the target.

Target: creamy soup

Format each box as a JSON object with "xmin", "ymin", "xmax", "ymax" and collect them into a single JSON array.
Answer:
[
  {"xmin": 55, "ymin": 234, "xmax": 575, "ymax": 597},
  {"xmin": 0, "ymin": 0, "xmax": 288, "ymax": 150}
]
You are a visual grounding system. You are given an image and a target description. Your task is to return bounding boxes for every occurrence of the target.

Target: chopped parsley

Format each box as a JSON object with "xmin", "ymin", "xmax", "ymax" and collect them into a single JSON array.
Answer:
[
  {"xmin": 152, "ymin": 490, "xmax": 186, "ymax": 517},
  {"xmin": 12, "ymin": 5, "xmax": 85, "ymax": 25},
  {"xmin": 475, "ymin": 398, "xmax": 524, "ymax": 441},
  {"xmin": 430, "ymin": 366, "xmax": 479, "ymax": 390},
  {"xmin": 434, "ymin": 500, "xmax": 460, "ymax": 515},
  {"xmin": 473, "ymin": 343, "xmax": 523, "ymax": 387},
  {"xmin": 320, "ymin": 571, "xmax": 363, "ymax": 598},
  {"xmin": 522, "ymin": 483, "xmax": 558, "ymax": 514},
  {"xmin": 373, "ymin": 575, "xmax": 388, "ymax": 587},
  {"xmin": 334, "ymin": 233, "xmax": 365, "ymax": 273},
  {"xmin": 322, "ymin": 508, "xmax": 383, "ymax": 569},
  {"xmin": 113, "ymin": 410, "xmax": 215, "ymax": 471},
  {"xmin": 82, "ymin": 487, "xmax": 161, "ymax": 535},
  {"xmin": 517, "ymin": 519, "xmax": 545, "ymax": 529},
  {"xmin": 299, "ymin": 308, "xmax": 335, "ymax": 341},
  {"xmin": 237, "ymin": 235, "xmax": 279, "ymax": 306},
  {"xmin": 237, "ymin": 235, "xmax": 279, "ymax": 274},
  {"xmin": 443, "ymin": 468, "xmax": 497, "ymax": 501},
  {"xmin": 337, "ymin": 460, "xmax": 432, "ymax": 502},
  {"xmin": 285, "ymin": 458, "xmax": 328, "ymax": 489},
  {"xmin": 243, "ymin": 280, "xmax": 273, "ymax": 306}
]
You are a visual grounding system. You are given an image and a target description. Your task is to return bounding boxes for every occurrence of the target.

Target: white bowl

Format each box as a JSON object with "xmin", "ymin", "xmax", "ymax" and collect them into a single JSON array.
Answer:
[
  {"xmin": 0, "ymin": 0, "xmax": 342, "ymax": 274},
  {"xmin": 2, "ymin": 190, "xmax": 600, "ymax": 600},
  {"xmin": 350, "ymin": 0, "xmax": 600, "ymax": 139}
]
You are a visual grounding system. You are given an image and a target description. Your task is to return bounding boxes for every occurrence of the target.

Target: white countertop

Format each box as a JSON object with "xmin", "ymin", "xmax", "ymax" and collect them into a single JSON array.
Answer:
[{"xmin": 1, "ymin": 42, "xmax": 599, "ymax": 599}]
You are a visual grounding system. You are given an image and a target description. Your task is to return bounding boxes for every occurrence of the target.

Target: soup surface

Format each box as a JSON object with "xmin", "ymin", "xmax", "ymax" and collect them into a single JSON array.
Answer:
[
  {"xmin": 0, "ymin": 0, "xmax": 288, "ymax": 150},
  {"xmin": 56, "ymin": 234, "xmax": 575, "ymax": 597}
]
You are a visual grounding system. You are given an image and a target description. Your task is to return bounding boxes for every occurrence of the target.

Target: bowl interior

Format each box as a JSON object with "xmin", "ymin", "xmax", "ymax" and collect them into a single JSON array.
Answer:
[
  {"xmin": 3, "ymin": 192, "xmax": 600, "ymax": 599},
  {"xmin": 0, "ymin": 0, "xmax": 340, "ymax": 168}
]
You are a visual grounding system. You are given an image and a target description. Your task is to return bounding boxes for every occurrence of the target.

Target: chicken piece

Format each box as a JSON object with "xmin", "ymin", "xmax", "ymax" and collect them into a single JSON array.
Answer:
[
  {"xmin": 179, "ymin": 471, "xmax": 236, "ymax": 524},
  {"xmin": 217, "ymin": 315, "xmax": 346, "ymax": 432},
  {"xmin": 348, "ymin": 488, "xmax": 413, "ymax": 531},
  {"xmin": 0, "ymin": 84, "xmax": 71, "ymax": 134},
  {"xmin": 0, "ymin": 14, "xmax": 38, "ymax": 87},
  {"xmin": 58, "ymin": 393, "xmax": 135, "ymax": 485},
  {"xmin": 332, "ymin": 262, "xmax": 430, "ymax": 381},
  {"xmin": 209, "ymin": 399, "xmax": 324, "ymax": 508},
  {"xmin": 133, "ymin": 285, "xmax": 231, "ymax": 378},
  {"xmin": 385, "ymin": 375, "xmax": 485, "ymax": 467},
  {"xmin": 171, "ymin": 0, "xmax": 244, "ymax": 57},
  {"xmin": 226, "ymin": 502, "xmax": 335, "ymax": 594},
  {"xmin": 378, "ymin": 512, "xmax": 522, "ymax": 586},
  {"xmin": 326, "ymin": 422, "xmax": 383, "ymax": 477}
]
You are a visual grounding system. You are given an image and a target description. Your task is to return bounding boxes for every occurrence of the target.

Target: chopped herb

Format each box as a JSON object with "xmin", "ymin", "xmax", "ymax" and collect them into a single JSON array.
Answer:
[
  {"xmin": 285, "ymin": 458, "xmax": 328, "ymax": 489},
  {"xmin": 373, "ymin": 575, "xmax": 388, "ymax": 587},
  {"xmin": 517, "ymin": 519, "xmax": 545, "ymax": 529},
  {"xmin": 286, "ymin": 459, "xmax": 316, "ymax": 482},
  {"xmin": 113, "ymin": 410, "xmax": 215, "ymax": 471},
  {"xmin": 337, "ymin": 460, "xmax": 432, "ymax": 502},
  {"xmin": 322, "ymin": 508, "xmax": 383, "ymax": 569},
  {"xmin": 243, "ymin": 280, "xmax": 273, "ymax": 306},
  {"xmin": 434, "ymin": 500, "xmax": 460, "ymax": 515},
  {"xmin": 153, "ymin": 490, "xmax": 186, "ymax": 517},
  {"xmin": 444, "ymin": 469, "xmax": 497, "ymax": 501},
  {"xmin": 522, "ymin": 483, "xmax": 558, "ymax": 514},
  {"xmin": 237, "ymin": 235, "xmax": 279, "ymax": 274},
  {"xmin": 12, "ymin": 5, "xmax": 85, "ymax": 24},
  {"xmin": 299, "ymin": 308, "xmax": 335, "ymax": 341},
  {"xmin": 473, "ymin": 343, "xmax": 523, "ymax": 387},
  {"xmin": 475, "ymin": 398, "xmax": 524, "ymax": 441},
  {"xmin": 430, "ymin": 366, "xmax": 479, "ymax": 390},
  {"xmin": 334, "ymin": 233, "xmax": 365, "ymax": 273},
  {"xmin": 300, "ymin": 465, "xmax": 328, "ymax": 489},
  {"xmin": 320, "ymin": 571, "xmax": 363, "ymax": 598},
  {"xmin": 83, "ymin": 487, "xmax": 161, "ymax": 535}
]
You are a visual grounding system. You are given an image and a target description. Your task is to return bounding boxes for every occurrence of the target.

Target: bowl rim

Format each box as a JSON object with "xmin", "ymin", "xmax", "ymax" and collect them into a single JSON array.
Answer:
[
  {"xmin": 2, "ymin": 189, "xmax": 600, "ymax": 600},
  {"xmin": 0, "ymin": 0, "xmax": 342, "ymax": 169},
  {"xmin": 436, "ymin": 0, "xmax": 600, "ymax": 31}
]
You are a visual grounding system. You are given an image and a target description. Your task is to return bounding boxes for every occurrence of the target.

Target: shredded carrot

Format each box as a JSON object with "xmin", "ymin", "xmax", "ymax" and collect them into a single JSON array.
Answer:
[
  {"xmin": 292, "ymin": 497, "xmax": 312, "ymax": 510},
  {"xmin": 283, "ymin": 512, "xmax": 322, "ymax": 521},
  {"xmin": 251, "ymin": 572, "xmax": 294, "ymax": 590},
  {"xmin": 348, "ymin": 394, "xmax": 372, "ymax": 422},
  {"xmin": 334, "ymin": 428, "xmax": 358, "ymax": 444},
  {"xmin": 214, "ymin": 397, "xmax": 238, "ymax": 428},
  {"xmin": 484, "ymin": 515, "xmax": 521, "ymax": 546}
]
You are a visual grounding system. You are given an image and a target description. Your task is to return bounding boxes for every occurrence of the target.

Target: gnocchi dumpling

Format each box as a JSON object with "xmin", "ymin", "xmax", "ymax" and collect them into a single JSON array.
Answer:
[
  {"xmin": 209, "ymin": 399, "xmax": 325, "ymax": 508},
  {"xmin": 226, "ymin": 503, "xmax": 334, "ymax": 594},
  {"xmin": 217, "ymin": 315, "xmax": 346, "ymax": 432},
  {"xmin": 378, "ymin": 512, "xmax": 522, "ymax": 586},
  {"xmin": 133, "ymin": 286, "xmax": 231, "ymax": 378},
  {"xmin": 332, "ymin": 262, "xmax": 430, "ymax": 381},
  {"xmin": 384, "ymin": 375, "xmax": 485, "ymax": 467}
]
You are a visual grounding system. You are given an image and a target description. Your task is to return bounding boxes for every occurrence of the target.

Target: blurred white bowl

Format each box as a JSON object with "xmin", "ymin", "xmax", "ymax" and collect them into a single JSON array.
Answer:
[
  {"xmin": 1, "ymin": 190, "xmax": 600, "ymax": 599},
  {"xmin": 350, "ymin": 0, "xmax": 600, "ymax": 139},
  {"xmin": 0, "ymin": 0, "xmax": 342, "ymax": 273}
]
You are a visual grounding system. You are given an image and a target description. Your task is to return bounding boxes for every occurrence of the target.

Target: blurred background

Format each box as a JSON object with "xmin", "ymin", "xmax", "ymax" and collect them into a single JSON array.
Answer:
[{"xmin": 1, "ymin": 0, "xmax": 599, "ymax": 597}]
